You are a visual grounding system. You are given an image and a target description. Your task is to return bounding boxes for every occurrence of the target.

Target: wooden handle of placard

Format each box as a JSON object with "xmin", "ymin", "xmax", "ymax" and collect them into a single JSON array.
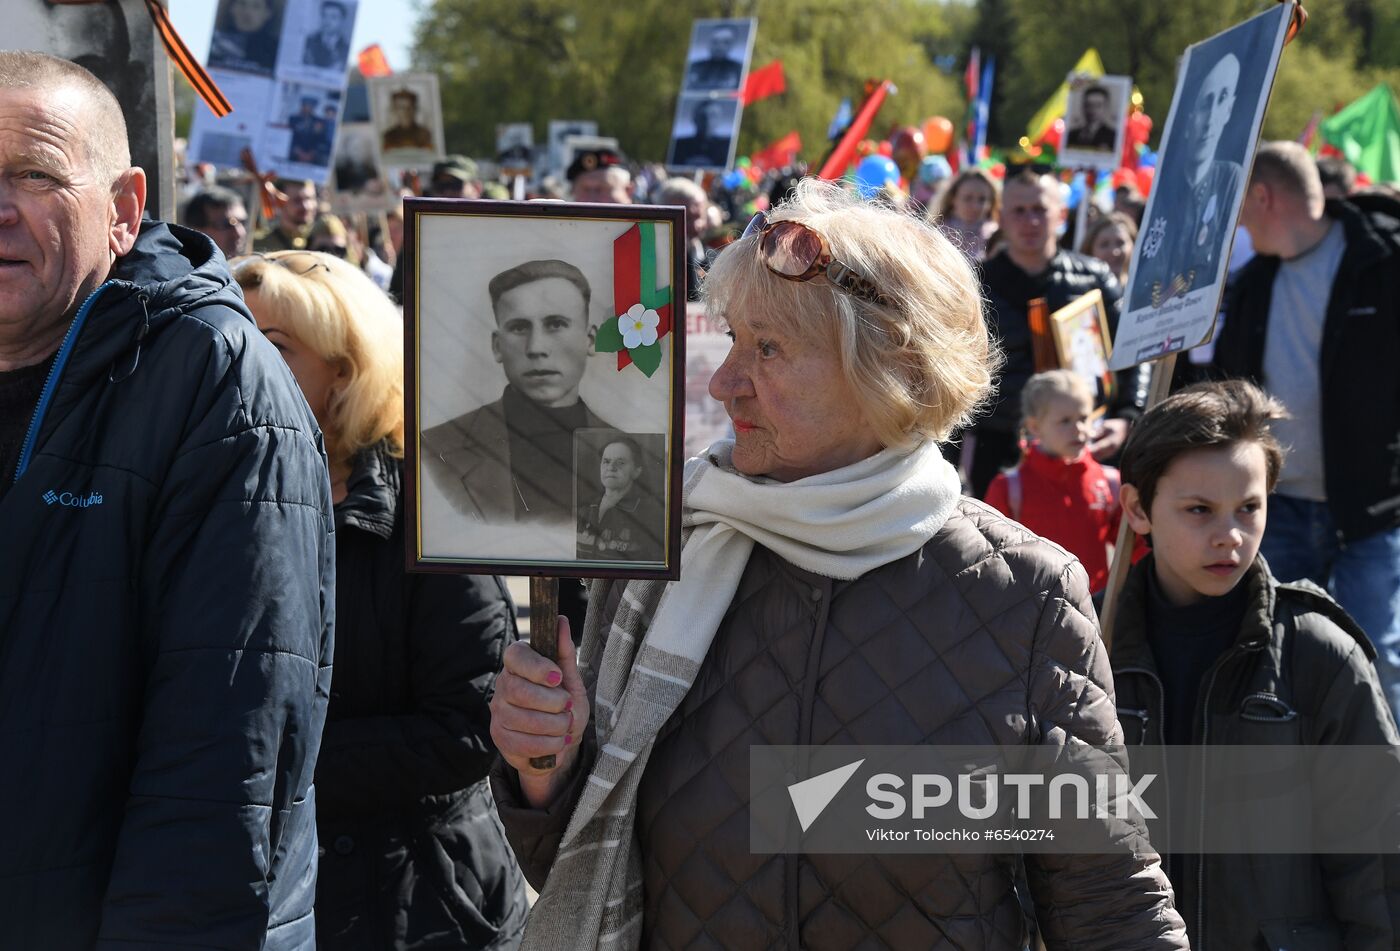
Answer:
[
  {"xmin": 528, "ymin": 576, "xmax": 561, "ymax": 771},
  {"xmin": 1099, "ymin": 354, "xmax": 1176, "ymax": 651}
]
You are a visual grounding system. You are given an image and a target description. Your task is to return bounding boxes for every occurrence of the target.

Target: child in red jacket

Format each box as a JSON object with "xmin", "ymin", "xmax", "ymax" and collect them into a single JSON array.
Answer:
[{"xmin": 985, "ymin": 370, "xmax": 1126, "ymax": 592}]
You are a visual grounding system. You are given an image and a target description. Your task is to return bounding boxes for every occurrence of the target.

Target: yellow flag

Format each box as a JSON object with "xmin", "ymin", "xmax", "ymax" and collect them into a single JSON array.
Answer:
[{"xmin": 1027, "ymin": 48, "xmax": 1106, "ymax": 143}]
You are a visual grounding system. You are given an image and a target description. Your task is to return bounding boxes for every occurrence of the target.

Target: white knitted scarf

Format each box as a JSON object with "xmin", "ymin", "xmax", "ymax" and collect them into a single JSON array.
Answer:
[{"xmin": 520, "ymin": 438, "xmax": 962, "ymax": 950}]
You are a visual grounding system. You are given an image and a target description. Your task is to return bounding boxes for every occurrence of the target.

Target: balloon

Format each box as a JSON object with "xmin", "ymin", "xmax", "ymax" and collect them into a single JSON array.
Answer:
[
  {"xmin": 889, "ymin": 125, "xmax": 927, "ymax": 180},
  {"xmin": 1136, "ymin": 167, "xmax": 1155, "ymax": 197},
  {"xmin": 918, "ymin": 154, "xmax": 952, "ymax": 186},
  {"xmin": 877, "ymin": 140, "xmax": 894, "ymax": 157},
  {"xmin": 721, "ymin": 170, "xmax": 747, "ymax": 190},
  {"xmin": 853, "ymin": 155, "xmax": 900, "ymax": 199},
  {"xmin": 1067, "ymin": 171, "xmax": 1087, "ymax": 209},
  {"xmin": 988, "ymin": 162, "xmax": 1006, "ymax": 181},
  {"xmin": 1138, "ymin": 147, "xmax": 1157, "ymax": 169},
  {"xmin": 857, "ymin": 139, "xmax": 879, "ymax": 158},
  {"xmin": 1111, "ymin": 167, "xmax": 1137, "ymax": 191},
  {"xmin": 922, "ymin": 115, "xmax": 955, "ymax": 154}
]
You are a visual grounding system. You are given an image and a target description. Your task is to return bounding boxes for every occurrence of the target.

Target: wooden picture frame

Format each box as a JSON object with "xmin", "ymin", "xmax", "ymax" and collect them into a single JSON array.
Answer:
[
  {"xmin": 404, "ymin": 199, "xmax": 686, "ymax": 580},
  {"xmin": 1050, "ymin": 289, "xmax": 1117, "ymax": 405}
]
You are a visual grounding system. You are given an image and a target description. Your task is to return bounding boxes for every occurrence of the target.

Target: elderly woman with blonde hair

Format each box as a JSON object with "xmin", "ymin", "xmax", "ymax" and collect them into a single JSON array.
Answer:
[
  {"xmin": 231, "ymin": 251, "xmax": 528, "ymax": 950},
  {"xmin": 489, "ymin": 181, "xmax": 1187, "ymax": 950}
]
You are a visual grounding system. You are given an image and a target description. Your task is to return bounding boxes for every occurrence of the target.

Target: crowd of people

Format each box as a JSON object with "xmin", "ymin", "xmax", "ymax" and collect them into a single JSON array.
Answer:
[{"xmin": 5, "ymin": 42, "xmax": 1399, "ymax": 951}]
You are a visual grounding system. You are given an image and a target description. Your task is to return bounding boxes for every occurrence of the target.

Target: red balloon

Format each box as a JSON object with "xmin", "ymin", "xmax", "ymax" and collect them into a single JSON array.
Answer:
[
  {"xmin": 877, "ymin": 140, "xmax": 894, "ymax": 157},
  {"xmin": 1136, "ymin": 167, "xmax": 1155, "ymax": 197},
  {"xmin": 988, "ymin": 162, "xmax": 1006, "ymax": 180},
  {"xmin": 922, "ymin": 116, "xmax": 955, "ymax": 155}
]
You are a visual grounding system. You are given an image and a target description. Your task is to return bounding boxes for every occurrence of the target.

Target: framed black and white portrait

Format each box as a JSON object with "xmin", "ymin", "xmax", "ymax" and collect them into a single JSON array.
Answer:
[
  {"xmin": 1111, "ymin": 3, "xmax": 1294, "ymax": 369},
  {"xmin": 680, "ymin": 18, "xmax": 755, "ymax": 94},
  {"xmin": 405, "ymin": 201, "xmax": 686, "ymax": 579},
  {"xmin": 1061, "ymin": 73, "xmax": 1131, "ymax": 171},
  {"xmin": 667, "ymin": 94, "xmax": 742, "ymax": 171},
  {"xmin": 368, "ymin": 72, "xmax": 445, "ymax": 171},
  {"xmin": 276, "ymin": 0, "xmax": 358, "ymax": 85}
]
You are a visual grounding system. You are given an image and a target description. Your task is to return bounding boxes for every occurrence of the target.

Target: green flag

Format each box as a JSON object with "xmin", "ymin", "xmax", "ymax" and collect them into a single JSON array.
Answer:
[{"xmin": 1320, "ymin": 84, "xmax": 1400, "ymax": 185}]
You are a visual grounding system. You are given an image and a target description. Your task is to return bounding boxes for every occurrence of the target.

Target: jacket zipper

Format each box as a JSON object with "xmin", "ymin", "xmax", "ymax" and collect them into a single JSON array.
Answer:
[
  {"xmin": 1193, "ymin": 644, "xmax": 1252, "ymax": 951},
  {"xmin": 12, "ymin": 282, "xmax": 114, "ymax": 485},
  {"xmin": 1114, "ymin": 666, "xmax": 1170, "ymax": 845}
]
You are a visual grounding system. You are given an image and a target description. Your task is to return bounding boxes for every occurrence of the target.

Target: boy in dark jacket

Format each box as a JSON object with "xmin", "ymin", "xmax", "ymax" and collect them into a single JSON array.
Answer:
[{"xmin": 1107, "ymin": 380, "xmax": 1400, "ymax": 949}]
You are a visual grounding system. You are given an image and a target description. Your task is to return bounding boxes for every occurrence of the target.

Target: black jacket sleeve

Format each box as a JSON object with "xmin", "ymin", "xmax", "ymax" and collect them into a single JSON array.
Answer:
[{"xmin": 315, "ymin": 572, "xmax": 518, "ymax": 811}]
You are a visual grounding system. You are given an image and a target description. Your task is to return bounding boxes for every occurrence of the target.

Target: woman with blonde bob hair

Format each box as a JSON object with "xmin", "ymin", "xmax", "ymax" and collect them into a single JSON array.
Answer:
[
  {"xmin": 489, "ymin": 181, "xmax": 1186, "ymax": 950},
  {"xmin": 232, "ymin": 250, "xmax": 529, "ymax": 951}
]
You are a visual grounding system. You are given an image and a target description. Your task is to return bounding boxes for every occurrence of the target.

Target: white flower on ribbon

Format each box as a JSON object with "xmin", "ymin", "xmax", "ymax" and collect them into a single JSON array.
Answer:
[{"xmin": 619, "ymin": 303, "xmax": 660, "ymax": 349}]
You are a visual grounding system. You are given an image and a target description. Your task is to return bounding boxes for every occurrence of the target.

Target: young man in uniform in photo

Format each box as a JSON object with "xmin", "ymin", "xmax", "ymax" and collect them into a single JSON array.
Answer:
[
  {"xmin": 969, "ymin": 169, "xmax": 1148, "ymax": 497},
  {"xmin": 685, "ymin": 24, "xmax": 743, "ymax": 91},
  {"xmin": 421, "ymin": 259, "xmax": 619, "ymax": 527},
  {"xmin": 1066, "ymin": 84, "xmax": 1117, "ymax": 151},
  {"xmin": 380, "ymin": 87, "xmax": 433, "ymax": 151},
  {"xmin": 1130, "ymin": 53, "xmax": 1244, "ymax": 312},
  {"xmin": 302, "ymin": 0, "xmax": 350, "ymax": 69},
  {"xmin": 1214, "ymin": 140, "xmax": 1400, "ymax": 719}
]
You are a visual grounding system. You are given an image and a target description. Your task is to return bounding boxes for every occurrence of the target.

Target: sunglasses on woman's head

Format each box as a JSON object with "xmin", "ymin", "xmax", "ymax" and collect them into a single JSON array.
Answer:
[{"xmin": 741, "ymin": 212, "xmax": 891, "ymax": 307}]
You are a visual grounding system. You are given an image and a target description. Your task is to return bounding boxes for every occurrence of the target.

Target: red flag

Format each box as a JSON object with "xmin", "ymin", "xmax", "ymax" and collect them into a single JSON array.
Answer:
[
  {"xmin": 741, "ymin": 60, "xmax": 786, "ymax": 105},
  {"xmin": 358, "ymin": 44, "xmax": 392, "ymax": 77},
  {"xmin": 750, "ymin": 131, "xmax": 802, "ymax": 172},
  {"xmin": 817, "ymin": 80, "xmax": 894, "ymax": 180}
]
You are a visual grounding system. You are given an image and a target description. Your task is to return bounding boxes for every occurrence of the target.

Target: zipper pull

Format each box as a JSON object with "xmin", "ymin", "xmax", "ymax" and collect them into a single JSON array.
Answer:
[{"xmin": 109, "ymin": 293, "xmax": 151, "ymax": 383}]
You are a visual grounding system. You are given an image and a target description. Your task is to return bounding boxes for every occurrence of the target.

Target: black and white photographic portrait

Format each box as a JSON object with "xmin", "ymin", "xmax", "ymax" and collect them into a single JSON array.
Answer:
[
  {"xmin": 667, "ymin": 95, "xmax": 741, "ymax": 171},
  {"xmin": 680, "ymin": 18, "xmax": 755, "ymax": 94},
  {"xmin": 405, "ymin": 201, "xmax": 685, "ymax": 579},
  {"xmin": 1111, "ymin": 3, "xmax": 1293, "ymax": 369}
]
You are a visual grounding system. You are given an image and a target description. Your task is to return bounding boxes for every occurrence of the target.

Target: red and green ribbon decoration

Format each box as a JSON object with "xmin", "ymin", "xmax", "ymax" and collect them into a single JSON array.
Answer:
[{"xmin": 595, "ymin": 222, "xmax": 672, "ymax": 377}]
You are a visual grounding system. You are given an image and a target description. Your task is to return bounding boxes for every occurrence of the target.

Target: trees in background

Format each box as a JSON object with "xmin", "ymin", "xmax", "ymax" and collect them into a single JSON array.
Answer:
[{"xmin": 406, "ymin": 0, "xmax": 1400, "ymax": 162}]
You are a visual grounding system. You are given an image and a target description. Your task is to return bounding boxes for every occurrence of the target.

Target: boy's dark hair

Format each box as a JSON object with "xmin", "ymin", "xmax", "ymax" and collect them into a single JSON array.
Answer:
[{"xmin": 1119, "ymin": 380, "xmax": 1287, "ymax": 513}]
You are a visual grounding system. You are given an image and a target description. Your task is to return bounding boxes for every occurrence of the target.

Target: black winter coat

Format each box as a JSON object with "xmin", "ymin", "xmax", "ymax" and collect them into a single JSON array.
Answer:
[
  {"xmin": 316, "ymin": 445, "xmax": 528, "ymax": 950},
  {"xmin": 978, "ymin": 249, "xmax": 1150, "ymax": 432},
  {"xmin": 0, "ymin": 223, "xmax": 334, "ymax": 949},
  {"xmin": 1212, "ymin": 195, "xmax": 1400, "ymax": 542},
  {"xmin": 1110, "ymin": 555, "xmax": 1400, "ymax": 950}
]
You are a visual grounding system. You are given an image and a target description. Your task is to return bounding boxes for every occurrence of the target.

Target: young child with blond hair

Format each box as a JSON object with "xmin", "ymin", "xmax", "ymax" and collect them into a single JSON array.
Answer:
[{"xmin": 984, "ymin": 369, "xmax": 1126, "ymax": 591}]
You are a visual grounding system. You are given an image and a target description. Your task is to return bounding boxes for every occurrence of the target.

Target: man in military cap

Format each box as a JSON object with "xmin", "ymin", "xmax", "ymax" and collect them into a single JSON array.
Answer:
[
  {"xmin": 381, "ymin": 87, "xmax": 434, "ymax": 151},
  {"xmin": 568, "ymin": 147, "xmax": 632, "ymax": 204},
  {"xmin": 427, "ymin": 154, "xmax": 482, "ymax": 198},
  {"xmin": 685, "ymin": 23, "xmax": 744, "ymax": 92}
]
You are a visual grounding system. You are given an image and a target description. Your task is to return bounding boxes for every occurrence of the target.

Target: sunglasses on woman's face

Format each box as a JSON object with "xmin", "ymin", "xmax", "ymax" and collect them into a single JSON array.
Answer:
[
  {"xmin": 311, "ymin": 243, "xmax": 349, "ymax": 258},
  {"xmin": 741, "ymin": 212, "xmax": 891, "ymax": 307}
]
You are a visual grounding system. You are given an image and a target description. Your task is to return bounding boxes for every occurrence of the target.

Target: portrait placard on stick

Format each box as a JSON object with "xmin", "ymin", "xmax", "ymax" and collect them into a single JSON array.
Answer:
[
  {"xmin": 405, "ymin": 201, "xmax": 686, "ymax": 581},
  {"xmin": 1061, "ymin": 74, "xmax": 1131, "ymax": 172},
  {"xmin": 1050, "ymin": 290, "xmax": 1117, "ymax": 405},
  {"xmin": 1109, "ymin": 3, "xmax": 1293, "ymax": 370},
  {"xmin": 190, "ymin": 0, "xmax": 360, "ymax": 187}
]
